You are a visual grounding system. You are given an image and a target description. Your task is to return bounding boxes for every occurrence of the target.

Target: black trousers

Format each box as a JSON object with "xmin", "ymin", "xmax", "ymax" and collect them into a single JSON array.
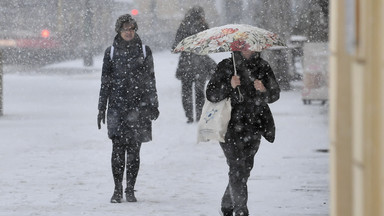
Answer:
[
  {"xmin": 220, "ymin": 132, "xmax": 261, "ymax": 216},
  {"xmin": 111, "ymin": 136, "xmax": 142, "ymax": 193},
  {"xmin": 181, "ymin": 76, "xmax": 206, "ymax": 121}
]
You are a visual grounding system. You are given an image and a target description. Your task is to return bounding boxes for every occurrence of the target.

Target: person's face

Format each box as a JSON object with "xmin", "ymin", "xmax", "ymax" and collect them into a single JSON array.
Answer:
[
  {"xmin": 241, "ymin": 50, "xmax": 255, "ymax": 59},
  {"xmin": 120, "ymin": 23, "xmax": 135, "ymax": 41}
]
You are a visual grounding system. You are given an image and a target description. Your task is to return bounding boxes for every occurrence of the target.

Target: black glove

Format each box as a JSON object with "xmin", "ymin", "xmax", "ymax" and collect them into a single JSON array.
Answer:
[
  {"xmin": 148, "ymin": 107, "xmax": 159, "ymax": 121},
  {"xmin": 97, "ymin": 110, "xmax": 105, "ymax": 129}
]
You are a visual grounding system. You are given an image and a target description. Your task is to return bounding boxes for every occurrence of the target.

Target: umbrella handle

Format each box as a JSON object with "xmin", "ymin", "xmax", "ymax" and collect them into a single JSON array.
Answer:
[
  {"xmin": 232, "ymin": 52, "xmax": 237, "ymax": 76},
  {"xmin": 232, "ymin": 52, "xmax": 244, "ymax": 102}
]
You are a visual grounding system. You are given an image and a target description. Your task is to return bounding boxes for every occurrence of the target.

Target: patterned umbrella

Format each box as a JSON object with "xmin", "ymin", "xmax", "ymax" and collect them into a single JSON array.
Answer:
[{"xmin": 172, "ymin": 24, "xmax": 286, "ymax": 55}]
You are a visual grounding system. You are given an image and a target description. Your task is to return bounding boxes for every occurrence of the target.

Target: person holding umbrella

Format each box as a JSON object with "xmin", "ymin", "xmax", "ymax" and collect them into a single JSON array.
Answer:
[
  {"xmin": 206, "ymin": 50, "xmax": 280, "ymax": 216},
  {"xmin": 207, "ymin": 50, "xmax": 280, "ymax": 216},
  {"xmin": 172, "ymin": 6, "xmax": 217, "ymax": 123},
  {"xmin": 173, "ymin": 24, "xmax": 284, "ymax": 215},
  {"xmin": 97, "ymin": 14, "xmax": 159, "ymax": 203}
]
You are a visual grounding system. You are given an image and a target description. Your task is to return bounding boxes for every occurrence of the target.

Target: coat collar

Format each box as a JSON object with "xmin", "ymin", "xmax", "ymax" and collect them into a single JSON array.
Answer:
[{"xmin": 113, "ymin": 33, "xmax": 142, "ymax": 50}]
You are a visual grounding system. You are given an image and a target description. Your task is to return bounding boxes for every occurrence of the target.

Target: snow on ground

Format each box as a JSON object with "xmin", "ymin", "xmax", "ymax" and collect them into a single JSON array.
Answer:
[{"xmin": 0, "ymin": 51, "xmax": 329, "ymax": 216}]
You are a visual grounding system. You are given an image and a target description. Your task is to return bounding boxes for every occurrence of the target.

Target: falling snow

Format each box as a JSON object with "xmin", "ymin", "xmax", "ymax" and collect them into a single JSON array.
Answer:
[{"xmin": 0, "ymin": 51, "xmax": 329, "ymax": 216}]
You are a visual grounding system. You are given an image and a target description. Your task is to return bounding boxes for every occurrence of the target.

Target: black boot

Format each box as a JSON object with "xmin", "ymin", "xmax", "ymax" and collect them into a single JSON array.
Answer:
[
  {"xmin": 110, "ymin": 184, "xmax": 123, "ymax": 203},
  {"xmin": 125, "ymin": 189, "xmax": 137, "ymax": 202},
  {"xmin": 234, "ymin": 209, "xmax": 248, "ymax": 216},
  {"xmin": 221, "ymin": 207, "xmax": 233, "ymax": 216},
  {"xmin": 187, "ymin": 117, "xmax": 194, "ymax": 124}
]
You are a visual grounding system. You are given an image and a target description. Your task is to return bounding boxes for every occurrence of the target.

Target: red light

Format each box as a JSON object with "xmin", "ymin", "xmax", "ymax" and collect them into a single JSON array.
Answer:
[
  {"xmin": 131, "ymin": 9, "xmax": 138, "ymax": 16},
  {"xmin": 41, "ymin": 29, "xmax": 50, "ymax": 38}
]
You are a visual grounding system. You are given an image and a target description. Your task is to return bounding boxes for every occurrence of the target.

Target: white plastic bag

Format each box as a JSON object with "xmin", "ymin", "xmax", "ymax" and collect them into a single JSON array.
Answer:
[{"xmin": 197, "ymin": 98, "xmax": 232, "ymax": 143}]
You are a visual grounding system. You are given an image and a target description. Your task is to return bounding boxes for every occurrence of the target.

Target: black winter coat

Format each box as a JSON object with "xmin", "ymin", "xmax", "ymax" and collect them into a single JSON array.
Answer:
[
  {"xmin": 206, "ymin": 52, "xmax": 280, "ymax": 143},
  {"xmin": 172, "ymin": 16, "xmax": 216, "ymax": 81},
  {"xmin": 98, "ymin": 34, "xmax": 159, "ymax": 142}
]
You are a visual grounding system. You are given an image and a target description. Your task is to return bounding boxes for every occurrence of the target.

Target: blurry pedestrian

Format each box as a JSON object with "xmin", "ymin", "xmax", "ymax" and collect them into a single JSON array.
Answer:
[
  {"xmin": 97, "ymin": 14, "xmax": 159, "ymax": 203},
  {"xmin": 206, "ymin": 50, "xmax": 280, "ymax": 216},
  {"xmin": 172, "ymin": 6, "xmax": 217, "ymax": 123}
]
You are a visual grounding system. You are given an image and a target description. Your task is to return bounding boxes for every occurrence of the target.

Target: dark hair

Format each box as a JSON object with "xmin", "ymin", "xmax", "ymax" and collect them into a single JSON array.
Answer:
[
  {"xmin": 185, "ymin": 6, "xmax": 205, "ymax": 20},
  {"xmin": 115, "ymin": 14, "xmax": 138, "ymax": 33}
]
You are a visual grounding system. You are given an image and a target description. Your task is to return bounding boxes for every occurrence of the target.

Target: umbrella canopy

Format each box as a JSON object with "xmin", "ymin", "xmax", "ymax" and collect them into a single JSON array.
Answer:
[{"xmin": 172, "ymin": 24, "xmax": 286, "ymax": 55}]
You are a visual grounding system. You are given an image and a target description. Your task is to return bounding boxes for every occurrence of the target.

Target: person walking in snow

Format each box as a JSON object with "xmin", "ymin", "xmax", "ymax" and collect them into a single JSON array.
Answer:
[
  {"xmin": 206, "ymin": 50, "xmax": 280, "ymax": 216},
  {"xmin": 97, "ymin": 14, "xmax": 159, "ymax": 203},
  {"xmin": 172, "ymin": 6, "xmax": 217, "ymax": 123}
]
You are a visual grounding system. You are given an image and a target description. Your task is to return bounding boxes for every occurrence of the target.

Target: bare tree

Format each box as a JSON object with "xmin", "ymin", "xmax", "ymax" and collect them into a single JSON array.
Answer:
[
  {"xmin": 292, "ymin": 0, "xmax": 329, "ymax": 42},
  {"xmin": 223, "ymin": 0, "xmax": 243, "ymax": 24},
  {"xmin": 248, "ymin": 0, "xmax": 329, "ymax": 42},
  {"xmin": 252, "ymin": 0, "xmax": 293, "ymax": 41}
]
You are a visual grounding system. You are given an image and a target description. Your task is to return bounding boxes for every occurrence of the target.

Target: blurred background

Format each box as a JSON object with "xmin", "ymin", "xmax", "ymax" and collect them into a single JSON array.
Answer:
[
  {"xmin": 1, "ymin": 1, "xmax": 384, "ymax": 216},
  {"xmin": 0, "ymin": 0, "xmax": 330, "ymax": 98},
  {"xmin": 0, "ymin": 0, "xmax": 328, "ymax": 65}
]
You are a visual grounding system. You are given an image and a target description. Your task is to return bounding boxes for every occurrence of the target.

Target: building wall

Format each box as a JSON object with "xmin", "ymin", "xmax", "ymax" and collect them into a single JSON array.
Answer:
[{"xmin": 330, "ymin": 0, "xmax": 384, "ymax": 215}]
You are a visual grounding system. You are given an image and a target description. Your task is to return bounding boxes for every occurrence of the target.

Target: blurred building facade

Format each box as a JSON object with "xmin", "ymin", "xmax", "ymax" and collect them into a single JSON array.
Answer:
[
  {"xmin": 0, "ymin": 0, "xmax": 114, "ymax": 65},
  {"xmin": 329, "ymin": 1, "xmax": 384, "ymax": 216}
]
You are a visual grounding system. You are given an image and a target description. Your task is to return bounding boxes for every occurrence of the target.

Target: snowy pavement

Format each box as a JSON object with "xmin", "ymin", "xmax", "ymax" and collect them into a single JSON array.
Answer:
[{"xmin": 0, "ymin": 51, "xmax": 329, "ymax": 216}]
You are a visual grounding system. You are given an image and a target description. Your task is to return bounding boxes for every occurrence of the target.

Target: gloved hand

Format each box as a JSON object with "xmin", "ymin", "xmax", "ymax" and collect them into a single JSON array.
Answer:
[
  {"xmin": 97, "ymin": 110, "xmax": 105, "ymax": 129},
  {"xmin": 148, "ymin": 107, "xmax": 159, "ymax": 121}
]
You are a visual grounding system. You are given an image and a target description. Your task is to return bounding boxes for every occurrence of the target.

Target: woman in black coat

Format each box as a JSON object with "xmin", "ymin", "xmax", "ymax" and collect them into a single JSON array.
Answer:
[
  {"xmin": 206, "ymin": 50, "xmax": 280, "ymax": 216},
  {"xmin": 97, "ymin": 14, "xmax": 159, "ymax": 203},
  {"xmin": 172, "ymin": 6, "xmax": 217, "ymax": 123}
]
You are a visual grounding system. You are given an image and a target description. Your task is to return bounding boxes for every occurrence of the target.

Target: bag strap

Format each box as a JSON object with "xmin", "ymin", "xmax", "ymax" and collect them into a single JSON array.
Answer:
[
  {"xmin": 109, "ymin": 44, "xmax": 146, "ymax": 60},
  {"xmin": 142, "ymin": 44, "xmax": 146, "ymax": 58},
  {"xmin": 110, "ymin": 45, "xmax": 114, "ymax": 60}
]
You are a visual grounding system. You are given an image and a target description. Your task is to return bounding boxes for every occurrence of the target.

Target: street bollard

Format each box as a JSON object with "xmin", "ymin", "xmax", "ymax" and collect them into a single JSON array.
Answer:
[{"xmin": 0, "ymin": 50, "xmax": 3, "ymax": 116}]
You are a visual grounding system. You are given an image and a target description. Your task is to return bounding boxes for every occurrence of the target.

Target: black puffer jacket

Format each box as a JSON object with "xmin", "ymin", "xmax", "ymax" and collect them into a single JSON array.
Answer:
[
  {"xmin": 98, "ymin": 34, "xmax": 159, "ymax": 142},
  {"xmin": 172, "ymin": 11, "xmax": 216, "ymax": 81},
  {"xmin": 206, "ymin": 52, "xmax": 280, "ymax": 143}
]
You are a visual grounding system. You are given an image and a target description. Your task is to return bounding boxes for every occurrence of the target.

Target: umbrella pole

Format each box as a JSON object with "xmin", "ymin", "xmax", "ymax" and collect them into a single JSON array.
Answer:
[
  {"xmin": 232, "ymin": 52, "xmax": 244, "ymax": 102},
  {"xmin": 232, "ymin": 52, "xmax": 237, "ymax": 76}
]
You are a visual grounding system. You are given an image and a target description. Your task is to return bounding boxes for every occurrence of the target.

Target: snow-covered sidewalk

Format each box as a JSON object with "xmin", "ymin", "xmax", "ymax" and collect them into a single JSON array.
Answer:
[{"xmin": 0, "ymin": 51, "xmax": 329, "ymax": 216}]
